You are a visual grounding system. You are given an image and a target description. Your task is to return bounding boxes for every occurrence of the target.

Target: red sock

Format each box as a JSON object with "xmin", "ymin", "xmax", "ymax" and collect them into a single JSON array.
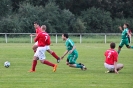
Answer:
[
  {"xmin": 32, "ymin": 60, "xmax": 37, "ymax": 71},
  {"xmin": 34, "ymin": 50, "xmax": 36, "ymax": 53},
  {"xmin": 51, "ymin": 52, "xmax": 59, "ymax": 60},
  {"xmin": 43, "ymin": 60, "xmax": 55, "ymax": 67}
]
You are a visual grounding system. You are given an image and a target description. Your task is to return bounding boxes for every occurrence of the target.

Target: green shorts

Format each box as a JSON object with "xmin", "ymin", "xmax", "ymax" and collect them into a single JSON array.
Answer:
[
  {"xmin": 119, "ymin": 38, "xmax": 129, "ymax": 48},
  {"xmin": 67, "ymin": 53, "xmax": 78, "ymax": 64}
]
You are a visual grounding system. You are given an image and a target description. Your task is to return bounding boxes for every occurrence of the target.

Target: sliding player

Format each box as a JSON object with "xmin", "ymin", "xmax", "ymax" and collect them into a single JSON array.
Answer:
[{"xmin": 61, "ymin": 33, "xmax": 87, "ymax": 70}]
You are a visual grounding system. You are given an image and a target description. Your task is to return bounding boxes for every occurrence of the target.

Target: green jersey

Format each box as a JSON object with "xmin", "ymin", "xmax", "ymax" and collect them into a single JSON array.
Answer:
[
  {"xmin": 121, "ymin": 28, "xmax": 128, "ymax": 39},
  {"xmin": 65, "ymin": 38, "xmax": 78, "ymax": 54}
]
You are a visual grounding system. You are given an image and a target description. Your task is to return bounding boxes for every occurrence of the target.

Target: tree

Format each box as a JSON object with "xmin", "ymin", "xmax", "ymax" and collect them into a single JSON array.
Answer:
[
  {"xmin": 0, "ymin": 0, "xmax": 12, "ymax": 17},
  {"xmin": 81, "ymin": 7, "xmax": 112, "ymax": 33}
]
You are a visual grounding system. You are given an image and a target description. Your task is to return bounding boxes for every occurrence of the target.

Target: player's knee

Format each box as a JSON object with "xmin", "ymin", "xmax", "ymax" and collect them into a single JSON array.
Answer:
[
  {"xmin": 68, "ymin": 64, "xmax": 74, "ymax": 67},
  {"xmin": 121, "ymin": 64, "xmax": 124, "ymax": 68},
  {"xmin": 69, "ymin": 61, "xmax": 75, "ymax": 64},
  {"xmin": 126, "ymin": 45, "xmax": 130, "ymax": 48},
  {"xmin": 119, "ymin": 46, "xmax": 122, "ymax": 48},
  {"xmin": 66, "ymin": 62, "xmax": 69, "ymax": 65},
  {"xmin": 48, "ymin": 50, "xmax": 53, "ymax": 54},
  {"xmin": 32, "ymin": 45, "xmax": 38, "ymax": 50},
  {"xmin": 40, "ymin": 60, "xmax": 45, "ymax": 64}
]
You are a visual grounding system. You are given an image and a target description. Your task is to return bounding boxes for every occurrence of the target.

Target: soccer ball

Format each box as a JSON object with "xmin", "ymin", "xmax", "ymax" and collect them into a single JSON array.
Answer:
[{"xmin": 4, "ymin": 61, "xmax": 10, "ymax": 68}]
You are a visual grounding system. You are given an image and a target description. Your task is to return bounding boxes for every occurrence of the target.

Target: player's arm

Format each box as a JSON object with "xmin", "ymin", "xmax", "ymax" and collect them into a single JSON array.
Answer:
[
  {"xmin": 118, "ymin": 26, "xmax": 123, "ymax": 31},
  {"xmin": 114, "ymin": 61, "xmax": 118, "ymax": 74},
  {"xmin": 69, "ymin": 45, "xmax": 76, "ymax": 54},
  {"xmin": 114, "ymin": 52, "xmax": 118, "ymax": 74},
  {"xmin": 34, "ymin": 34, "xmax": 39, "ymax": 42},
  {"xmin": 61, "ymin": 50, "xmax": 69, "ymax": 60}
]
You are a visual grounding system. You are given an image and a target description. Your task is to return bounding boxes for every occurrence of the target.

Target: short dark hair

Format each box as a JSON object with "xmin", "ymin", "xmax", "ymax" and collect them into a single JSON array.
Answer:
[
  {"xmin": 110, "ymin": 42, "xmax": 115, "ymax": 49},
  {"xmin": 63, "ymin": 33, "xmax": 69, "ymax": 38},
  {"xmin": 124, "ymin": 23, "xmax": 129, "ymax": 28},
  {"xmin": 34, "ymin": 21, "xmax": 39, "ymax": 25}
]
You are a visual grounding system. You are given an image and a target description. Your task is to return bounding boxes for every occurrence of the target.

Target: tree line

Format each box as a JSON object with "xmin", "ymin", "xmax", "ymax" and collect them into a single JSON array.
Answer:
[{"xmin": 0, "ymin": 0, "xmax": 133, "ymax": 33}]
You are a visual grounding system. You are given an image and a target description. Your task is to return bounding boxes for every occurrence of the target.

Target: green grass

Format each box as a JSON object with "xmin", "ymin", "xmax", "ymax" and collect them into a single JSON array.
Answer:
[{"xmin": 0, "ymin": 43, "xmax": 133, "ymax": 88}]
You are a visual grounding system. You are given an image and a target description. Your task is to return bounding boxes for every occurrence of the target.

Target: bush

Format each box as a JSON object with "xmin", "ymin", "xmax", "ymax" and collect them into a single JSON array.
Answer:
[{"xmin": 81, "ymin": 7, "xmax": 112, "ymax": 33}]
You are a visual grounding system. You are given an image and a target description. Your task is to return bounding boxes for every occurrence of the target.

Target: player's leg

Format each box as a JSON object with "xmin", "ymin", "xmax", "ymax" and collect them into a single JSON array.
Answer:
[
  {"xmin": 68, "ymin": 54, "xmax": 87, "ymax": 70},
  {"xmin": 46, "ymin": 46, "xmax": 60, "ymax": 63},
  {"xmin": 32, "ymin": 42, "xmax": 38, "ymax": 53},
  {"xmin": 28, "ymin": 47, "xmax": 40, "ymax": 72},
  {"xmin": 104, "ymin": 63, "xmax": 115, "ymax": 73},
  {"xmin": 66, "ymin": 58, "xmax": 69, "ymax": 65},
  {"xmin": 39, "ymin": 47, "xmax": 57, "ymax": 72},
  {"xmin": 67, "ymin": 55, "xmax": 78, "ymax": 68},
  {"xmin": 116, "ymin": 63, "xmax": 124, "ymax": 71},
  {"xmin": 118, "ymin": 40, "xmax": 124, "ymax": 54},
  {"xmin": 125, "ymin": 39, "xmax": 133, "ymax": 49},
  {"xmin": 29, "ymin": 57, "xmax": 38, "ymax": 72}
]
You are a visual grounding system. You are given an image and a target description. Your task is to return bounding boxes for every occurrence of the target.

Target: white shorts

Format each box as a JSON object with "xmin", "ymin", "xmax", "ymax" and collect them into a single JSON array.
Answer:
[
  {"xmin": 104, "ymin": 63, "xmax": 114, "ymax": 71},
  {"xmin": 34, "ymin": 47, "xmax": 47, "ymax": 60},
  {"xmin": 45, "ymin": 45, "xmax": 50, "ymax": 50},
  {"xmin": 34, "ymin": 41, "xmax": 38, "ymax": 45}
]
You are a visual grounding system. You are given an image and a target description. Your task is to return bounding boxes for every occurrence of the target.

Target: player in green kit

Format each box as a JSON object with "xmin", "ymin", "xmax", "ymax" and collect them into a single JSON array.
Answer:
[
  {"xmin": 117, "ymin": 23, "xmax": 133, "ymax": 54},
  {"xmin": 61, "ymin": 33, "xmax": 87, "ymax": 70}
]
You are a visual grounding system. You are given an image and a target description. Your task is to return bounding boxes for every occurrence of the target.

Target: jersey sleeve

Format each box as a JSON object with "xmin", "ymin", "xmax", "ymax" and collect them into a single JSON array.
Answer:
[
  {"xmin": 69, "ymin": 39, "xmax": 74, "ymax": 47},
  {"xmin": 34, "ymin": 33, "xmax": 40, "ymax": 42}
]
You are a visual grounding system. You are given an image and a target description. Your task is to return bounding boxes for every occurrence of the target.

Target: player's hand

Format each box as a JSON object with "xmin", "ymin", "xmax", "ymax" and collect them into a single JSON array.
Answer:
[
  {"xmin": 61, "ymin": 56, "xmax": 64, "ymax": 60},
  {"xmin": 114, "ymin": 69, "xmax": 118, "ymax": 74},
  {"xmin": 118, "ymin": 26, "xmax": 122, "ymax": 31}
]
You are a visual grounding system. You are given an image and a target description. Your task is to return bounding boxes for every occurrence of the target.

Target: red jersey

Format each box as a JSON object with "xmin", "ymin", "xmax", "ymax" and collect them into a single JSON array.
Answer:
[
  {"xmin": 128, "ymin": 29, "xmax": 132, "ymax": 34},
  {"xmin": 36, "ymin": 26, "xmax": 42, "ymax": 35},
  {"xmin": 34, "ymin": 32, "xmax": 50, "ymax": 47},
  {"xmin": 104, "ymin": 49, "xmax": 118, "ymax": 65}
]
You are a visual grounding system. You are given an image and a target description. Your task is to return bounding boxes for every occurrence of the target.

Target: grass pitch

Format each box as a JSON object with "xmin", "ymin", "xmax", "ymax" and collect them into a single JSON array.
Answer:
[{"xmin": 0, "ymin": 43, "xmax": 133, "ymax": 88}]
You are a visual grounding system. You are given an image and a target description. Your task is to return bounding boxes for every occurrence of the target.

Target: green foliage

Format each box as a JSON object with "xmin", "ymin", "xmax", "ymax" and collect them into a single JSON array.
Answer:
[
  {"xmin": 0, "ymin": 0, "xmax": 12, "ymax": 17},
  {"xmin": 69, "ymin": 18, "xmax": 86, "ymax": 33},
  {"xmin": 0, "ymin": 0, "xmax": 133, "ymax": 33},
  {"xmin": 0, "ymin": 15, "xmax": 20, "ymax": 33},
  {"xmin": 81, "ymin": 7, "xmax": 112, "ymax": 33}
]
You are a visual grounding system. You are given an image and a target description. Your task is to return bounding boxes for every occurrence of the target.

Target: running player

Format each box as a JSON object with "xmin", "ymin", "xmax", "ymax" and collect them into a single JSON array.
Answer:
[
  {"xmin": 117, "ymin": 23, "xmax": 133, "ymax": 54},
  {"xmin": 29, "ymin": 25, "xmax": 57, "ymax": 72},
  {"xmin": 104, "ymin": 42, "xmax": 123, "ymax": 73},
  {"xmin": 61, "ymin": 33, "xmax": 87, "ymax": 70},
  {"xmin": 31, "ymin": 22, "xmax": 60, "ymax": 63},
  {"xmin": 30, "ymin": 21, "xmax": 42, "ymax": 53}
]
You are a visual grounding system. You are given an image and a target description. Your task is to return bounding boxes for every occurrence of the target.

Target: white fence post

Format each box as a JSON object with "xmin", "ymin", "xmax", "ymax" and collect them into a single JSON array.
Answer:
[
  {"xmin": 30, "ymin": 35, "xmax": 32, "ymax": 43},
  {"xmin": 105, "ymin": 34, "xmax": 106, "ymax": 44},
  {"xmin": 5, "ymin": 34, "xmax": 7, "ymax": 43},
  {"xmin": 80, "ymin": 34, "xmax": 82, "ymax": 43},
  {"xmin": 56, "ymin": 34, "xmax": 57, "ymax": 44}
]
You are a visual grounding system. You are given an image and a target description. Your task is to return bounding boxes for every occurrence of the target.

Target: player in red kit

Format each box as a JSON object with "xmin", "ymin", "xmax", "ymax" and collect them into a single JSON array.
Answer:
[
  {"xmin": 29, "ymin": 25, "xmax": 57, "ymax": 72},
  {"xmin": 30, "ymin": 21, "xmax": 42, "ymax": 53},
  {"xmin": 104, "ymin": 42, "xmax": 124, "ymax": 74},
  {"xmin": 31, "ymin": 22, "xmax": 60, "ymax": 63}
]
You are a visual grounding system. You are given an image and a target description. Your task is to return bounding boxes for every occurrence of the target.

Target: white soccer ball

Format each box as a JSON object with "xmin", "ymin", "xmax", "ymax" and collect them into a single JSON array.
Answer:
[{"xmin": 4, "ymin": 61, "xmax": 10, "ymax": 68}]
